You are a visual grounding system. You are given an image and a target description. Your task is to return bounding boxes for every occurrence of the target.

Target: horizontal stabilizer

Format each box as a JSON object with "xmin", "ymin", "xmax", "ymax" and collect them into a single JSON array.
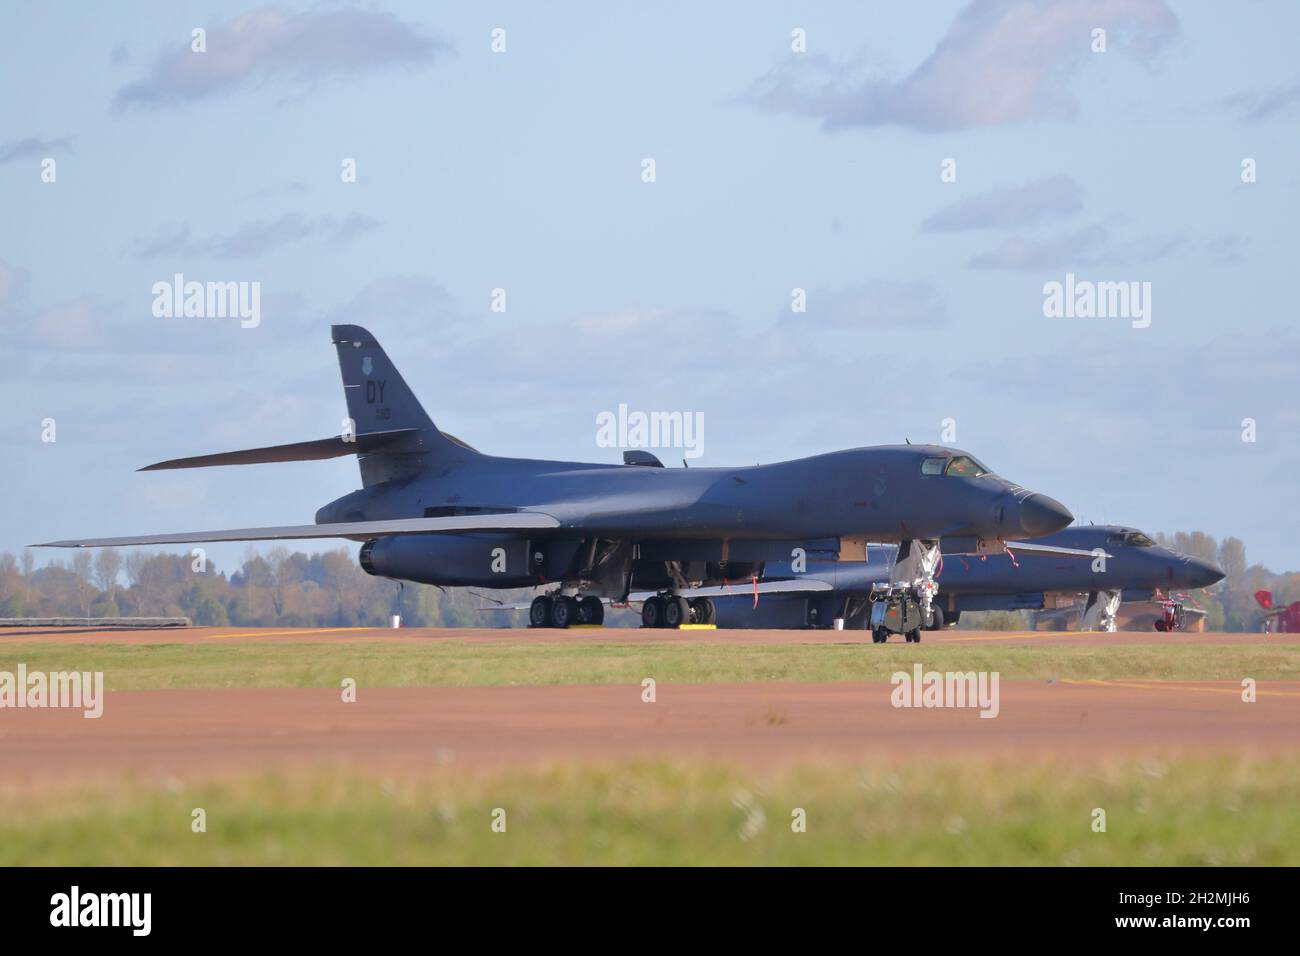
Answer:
[
  {"xmin": 138, "ymin": 428, "xmax": 421, "ymax": 471},
  {"xmin": 33, "ymin": 512, "xmax": 560, "ymax": 548}
]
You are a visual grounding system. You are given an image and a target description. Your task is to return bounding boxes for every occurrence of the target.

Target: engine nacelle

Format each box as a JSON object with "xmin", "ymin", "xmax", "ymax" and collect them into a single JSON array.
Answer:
[{"xmin": 359, "ymin": 534, "xmax": 539, "ymax": 588}]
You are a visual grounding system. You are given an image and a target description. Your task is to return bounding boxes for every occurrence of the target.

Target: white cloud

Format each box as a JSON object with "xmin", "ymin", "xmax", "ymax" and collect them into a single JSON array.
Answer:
[
  {"xmin": 0, "ymin": 136, "xmax": 73, "ymax": 165},
  {"xmin": 745, "ymin": 0, "xmax": 1178, "ymax": 132},
  {"xmin": 1224, "ymin": 76, "xmax": 1300, "ymax": 123},
  {"xmin": 968, "ymin": 224, "xmax": 1188, "ymax": 270},
  {"xmin": 113, "ymin": 6, "xmax": 449, "ymax": 111},
  {"xmin": 133, "ymin": 213, "xmax": 380, "ymax": 260},
  {"xmin": 923, "ymin": 175, "xmax": 1084, "ymax": 231}
]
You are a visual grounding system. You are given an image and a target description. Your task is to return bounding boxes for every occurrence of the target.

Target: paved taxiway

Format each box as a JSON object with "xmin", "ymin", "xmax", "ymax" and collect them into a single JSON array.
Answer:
[
  {"xmin": 4, "ymin": 680, "xmax": 1299, "ymax": 781},
  {"xmin": 1, "ymin": 625, "xmax": 1294, "ymax": 646},
  {"xmin": 3, "ymin": 626, "xmax": 1294, "ymax": 783}
]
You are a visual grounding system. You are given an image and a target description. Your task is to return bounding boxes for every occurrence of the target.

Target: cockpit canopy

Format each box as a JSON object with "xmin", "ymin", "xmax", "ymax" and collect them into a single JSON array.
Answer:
[
  {"xmin": 1107, "ymin": 530, "xmax": 1155, "ymax": 548},
  {"xmin": 921, "ymin": 455, "xmax": 990, "ymax": 478}
]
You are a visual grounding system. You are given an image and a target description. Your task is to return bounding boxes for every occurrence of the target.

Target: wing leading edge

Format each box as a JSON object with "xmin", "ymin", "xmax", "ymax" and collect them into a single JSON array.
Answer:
[
  {"xmin": 33, "ymin": 512, "xmax": 560, "ymax": 548},
  {"xmin": 1001, "ymin": 541, "xmax": 1108, "ymax": 559}
]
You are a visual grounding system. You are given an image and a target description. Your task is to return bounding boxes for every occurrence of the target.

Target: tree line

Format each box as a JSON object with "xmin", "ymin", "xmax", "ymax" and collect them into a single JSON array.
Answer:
[
  {"xmin": 0, "ymin": 547, "xmax": 493, "ymax": 628},
  {"xmin": 1149, "ymin": 531, "xmax": 1299, "ymax": 631}
]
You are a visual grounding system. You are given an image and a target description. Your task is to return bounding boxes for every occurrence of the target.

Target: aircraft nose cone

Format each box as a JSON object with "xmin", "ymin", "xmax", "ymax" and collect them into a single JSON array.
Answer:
[
  {"xmin": 1186, "ymin": 558, "xmax": 1226, "ymax": 589},
  {"xmin": 1017, "ymin": 493, "xmax": 1073, "ymax": 537}
]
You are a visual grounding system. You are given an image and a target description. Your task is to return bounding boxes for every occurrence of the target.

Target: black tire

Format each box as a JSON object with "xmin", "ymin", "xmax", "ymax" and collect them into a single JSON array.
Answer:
[
  {"xmin": 663, "ymin": 596, "xmax": 689, "ymax": 628},
  {"xmin": 872, "ymin": 627, "xmax": 889, "ymax": 644},
  {"xmin": 551, "ymin": 595, "xmax": 575, "ymax": 629},
  {"xmin": 926, "ymin": 605, "xmax": 945, "ymax": 630},
  {"xmin": 702, "ymin": 598, "xmax": 716, "ymax": 625},
  {"xmin": 906, "ymin": 628, "xmax": 922, "ymax": 643},
  {"xmin": 689, "ymin": 598, "xmax": 714, "ymax": 625},
  {"xmin": 641, "ymin": 596, "xmax": 664, "ymax": 629},
  {"xmin": 528, "ymin": 595, "xmax": 552, "ymax": 628},
  {"xmin": 580, "ymin": 596, "xmax": 604, "ymax": 626}
]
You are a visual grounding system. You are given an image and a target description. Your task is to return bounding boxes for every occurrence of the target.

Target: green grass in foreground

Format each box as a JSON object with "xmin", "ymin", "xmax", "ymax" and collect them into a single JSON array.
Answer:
[
  {"xmin": 2, "ymin": 756, "xmax": 1295, "ymax": 865},
  {"xmin": 0, "ymin": 640, "xmax": 1296, "ymax": 690}
]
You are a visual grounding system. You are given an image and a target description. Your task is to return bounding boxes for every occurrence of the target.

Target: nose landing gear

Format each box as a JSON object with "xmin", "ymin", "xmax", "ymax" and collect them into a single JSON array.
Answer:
[
  {"xmin": 1081, "ymin": 589, "xmax": 1122, "ymax": 632},
  {"xmin": 868, "ymin": 583, "xmax": 925, "ymax": 643},
  {"xmin": 868, "ymin": 538, "xmax": 941, "ymax": 644}
]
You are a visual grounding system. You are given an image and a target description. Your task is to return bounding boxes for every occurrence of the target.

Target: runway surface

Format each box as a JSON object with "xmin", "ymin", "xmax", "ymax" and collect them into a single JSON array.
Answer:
[
  {"xmin": 4, "ymin": 625, "xmax": 1294, "ymax": 783},
  {"xmin": 1, "ymin": 624, "xmax": 1294, "ymax": 646},
  {"xmin": 5, "ymin": 679, "xmax": 1299, "ymax": 782}
]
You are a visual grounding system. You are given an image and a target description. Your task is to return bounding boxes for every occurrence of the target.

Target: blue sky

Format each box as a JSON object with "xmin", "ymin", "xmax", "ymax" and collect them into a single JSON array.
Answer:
[{"xmin": 2, "ymin": 1, "xmax": 1298, "ymax": 572}]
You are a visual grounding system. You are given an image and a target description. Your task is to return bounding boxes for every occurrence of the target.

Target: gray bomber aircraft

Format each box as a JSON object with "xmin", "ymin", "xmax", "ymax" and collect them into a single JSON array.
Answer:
[
  {"xmin": 37, "ymin": 325, "xmax": 1078, "ymax": 628},
  {"xmin": 690, "ymin": 525, "xmax": 1224, "ymax": 638}
]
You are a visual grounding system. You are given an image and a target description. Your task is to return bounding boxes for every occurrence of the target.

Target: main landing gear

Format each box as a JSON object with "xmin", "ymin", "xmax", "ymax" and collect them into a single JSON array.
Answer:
[
  {"xmin": 641, "ymin": 595, "xmax": 716, "ymax": 628},
  {"xmin": 528, "ymin": 594, "xmax": 605, "ymax": 629}
]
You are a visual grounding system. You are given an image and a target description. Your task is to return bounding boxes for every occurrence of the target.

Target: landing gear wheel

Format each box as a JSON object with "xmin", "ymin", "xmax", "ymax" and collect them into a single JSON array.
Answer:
[
  {"xmin": 551, "ymin": 595, "xmax": 576, "ymax": 629},
  {"xmin": 663, "ymin": 596, "xmax": 690, "ymax": 628},
  {"xmin": 528, "ymin": 595, "xmax": 553, "ymax": 628},
  {"xmin": 905, "ymin": 628, "xmax": 922, "ymax": 643},
  {"xmin": 926, "ymin": 605, "xmax": 944, "ymax": 631},
  {"xmin": 688, "ymin": 598, "xmax": 715, "ymax": 625},
  {"xmin": 641, "ymin": 596, "xmax": 664, "ymax": 629},
  {"xmin": 578, "ymin": 596, "xmax": 604, "ymax": 626},
  {"xmin": 872, "ymin": 627, "xmax": 889, "ymax": 644}
]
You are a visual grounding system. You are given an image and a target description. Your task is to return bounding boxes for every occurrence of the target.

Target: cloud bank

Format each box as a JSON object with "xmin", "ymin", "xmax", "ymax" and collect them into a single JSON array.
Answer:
[
  {"xmin": 746, "ymin": 0, "xmax": 1178, "ymax": 132},
  {"xmin": 114, "ymin": 6, "xmax": 449, "ymax": 111}
]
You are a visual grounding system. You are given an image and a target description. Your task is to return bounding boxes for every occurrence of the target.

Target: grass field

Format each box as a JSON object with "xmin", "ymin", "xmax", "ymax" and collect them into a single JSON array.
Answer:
[
  {"xmin": 4, "ymin": 633, "xmax": 1296, "ymax": 865},
  {"xmin": 2, "ymin": 639, "xmax": 1297, "ymax": 689},
  {"xmin": 3, "ymin": 756, "xmax": 1296, "ymax": 865}
]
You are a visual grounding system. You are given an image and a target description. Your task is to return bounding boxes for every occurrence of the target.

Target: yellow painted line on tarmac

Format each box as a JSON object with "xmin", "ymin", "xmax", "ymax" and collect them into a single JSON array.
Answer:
[
  {"xmin": 947, "ymin": 631, "xmax": 1072, "ymax": 643},
  {"xmin": 1059, "ymin": 678, "xmax": 1300, "ymax": 699},
  {"xmin": 202, "ymin": 627, "xmax": 369, "ymax": 639}
]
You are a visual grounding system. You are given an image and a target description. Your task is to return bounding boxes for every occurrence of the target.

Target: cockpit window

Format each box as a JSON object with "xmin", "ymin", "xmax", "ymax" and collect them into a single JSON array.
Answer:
[
  {"xmin": 921, "ymin": 455, "xmax": 990, "ymax": 477},
  {"xmin": 944, "ymin": 455, "xmax": 989, "ymax": 477},
  {"xmin": 1108, "ymin": 531, "xmax": 1157, "ymax": 548}
]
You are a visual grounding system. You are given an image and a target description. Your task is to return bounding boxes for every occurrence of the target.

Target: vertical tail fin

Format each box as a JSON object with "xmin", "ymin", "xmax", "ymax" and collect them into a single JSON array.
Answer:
[
  {"xmin": 331, "ymin": 325, "xmax": 478, "ymax": 486},
  {"xmin": 332, "ymin": 324, "xmax": 434, "ymax": 434}
]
